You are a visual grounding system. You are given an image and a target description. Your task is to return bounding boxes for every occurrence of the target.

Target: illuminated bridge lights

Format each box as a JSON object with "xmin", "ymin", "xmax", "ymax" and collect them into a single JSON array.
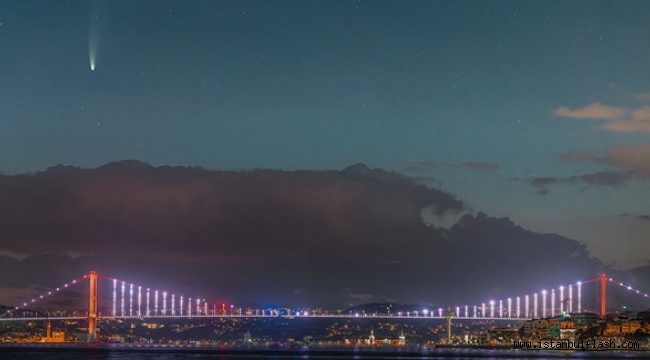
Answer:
[
  {"xmin": 104, "ymin": 276, "xmax": 192, "ymax": 319},
  {"xmin": 609, "ymin": 278, "xmax": 650, "ymax": 299},
  {"xmin": 2, "ymin": 274, "xmax": 88, "ymax": 315},
  {"xmin": 5, "ymin": 272, "xmax": 650, "ymax": 322},
  {"xmin": 473, "ymin": 280, "xmax": 594, "ymax": 320}
]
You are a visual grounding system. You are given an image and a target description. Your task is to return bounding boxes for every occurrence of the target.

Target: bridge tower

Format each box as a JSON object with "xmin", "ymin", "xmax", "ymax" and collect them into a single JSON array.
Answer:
[
  {"xmin": 88, "ymin": 271, "xmax": 98, "ymax": 341},
  {"xmin": 600, "ymin": 274, "xmax": 607, "ymax": 318},
  {"xmin": 444, "ymin": 308, "xmax": 454, "ymax": 344}
]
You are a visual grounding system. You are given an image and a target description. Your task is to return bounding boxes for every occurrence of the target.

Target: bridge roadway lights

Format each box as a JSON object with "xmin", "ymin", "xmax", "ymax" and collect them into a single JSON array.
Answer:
[
  {"xmin": 0, "ymin": 314, "xmax": 532, "ymax": 322},
  {"xmin": 12, "ymin": 273, "xmax": 636, "ymax": 332}
]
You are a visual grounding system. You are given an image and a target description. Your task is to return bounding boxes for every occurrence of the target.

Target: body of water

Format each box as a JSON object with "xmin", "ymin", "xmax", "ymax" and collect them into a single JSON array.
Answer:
[
  {"xmin": 1, "ymin": 344, "xmax": 648, "ymax": 360},
  {"xmin": 0, "ymin": 344, "xmax": 650, "ymax": 360}
]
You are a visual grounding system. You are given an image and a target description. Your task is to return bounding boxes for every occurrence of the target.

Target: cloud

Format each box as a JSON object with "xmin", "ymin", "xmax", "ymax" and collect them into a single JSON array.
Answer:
[
  {"xmin": 602, "ymin": 144, "xmax": 650, "ymax": 177},
  {"xmin": 554, "ymin": 103, "xmax": 650, "ymax": 133},
  {"xmin": 555, "ymin": 102, "xmax": 627, "ymax": 120},
  {"xmin": 633, "ymin": 106, "xmax": 650, "ymax": 121},
  {"xmin": 528, "ymin": 176, "xmax": 560, "ymax": 189},
  {"xmin": 636, "ymin": 92, "xmax": 650, "ymax": 102},
  {"xmin": 404, "ymin": 161, "xmax": 500, "ymax": 173},
  {"xmin": 0, "ymin": 161, "xmax": 614, "ymax": 307},
  {"xmin": 575, "ymin": 171, "xmax": 636, "ymax": 187},
  {"xmin": 622, "ymin": 213, "xmax": 650, "ymax": 222},
  {"xmin": 524, "ymin": 171, "xmax": 635, "ymax": 194},
  {"xmin": 0, "ymin": 161, "xmax": 464, "ymax": 255},
  {"xmin": 346, "ymin": 293, "xmax": 373, "ymax": 302},
  {"xmin": 525, "ymin": 143, "xmax": 650, "ymax": 194},
  {"xmin": 403, "ymin": 161, "xmax": 438, "ymax": 172},
  {"xmin": 560, "ymin": 150, "xmax": 600, "ymax": 163},
  {"xmin": 462, "ymin": 162, "xmax": 500, "ymax": 171},
  {"xmin": 48, "ymin": 299, "xmax": 75, "ymax": 307}
]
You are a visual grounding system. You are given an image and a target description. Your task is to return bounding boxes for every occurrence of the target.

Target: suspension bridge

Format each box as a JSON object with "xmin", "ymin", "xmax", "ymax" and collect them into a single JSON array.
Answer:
[{"xmin": 2, "ymin": 271, "xmax": 649, "ymax": 341}]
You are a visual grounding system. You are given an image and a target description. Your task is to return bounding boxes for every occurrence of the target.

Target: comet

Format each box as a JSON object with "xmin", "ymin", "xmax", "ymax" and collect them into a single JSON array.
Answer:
[
  {"xmin": 89, "ymin": 21, "xmax": 98, "ymax": 71},
  {"xmin": 88, "ymin": 1, "xmax": 101, "ymax": 72}
]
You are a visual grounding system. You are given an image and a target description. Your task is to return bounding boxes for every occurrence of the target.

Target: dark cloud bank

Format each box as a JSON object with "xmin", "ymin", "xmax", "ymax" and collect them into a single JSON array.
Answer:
[{"xmin": 0, "ymin": 161, "xmax": 643, "ymax": 310}]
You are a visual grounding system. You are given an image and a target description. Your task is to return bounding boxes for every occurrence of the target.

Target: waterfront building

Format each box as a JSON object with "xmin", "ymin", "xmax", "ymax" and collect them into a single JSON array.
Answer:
[
  {"xmin": 569, "ymin": 312, "xmax": 600, "ymax": 328},
  {"xmin": 558, "ymin": 319, "xmax": 576, "ymax": 340},
  {"xmin": 42, "ymin": 322, "xmax": 65, "ymax": 343},
  {"xmin": 520, "ymin": 319, "xmax": 551, "ymax": 339}
]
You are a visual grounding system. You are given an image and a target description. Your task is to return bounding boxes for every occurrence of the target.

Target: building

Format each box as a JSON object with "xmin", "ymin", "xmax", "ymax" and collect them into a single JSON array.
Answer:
[
  {"xmin": 361, "ymin": 328, "xmax": 407, "ymax": 346},
  {"xmin": 367, "ymin": 328, "xmax": 375, "ymax": 345},
  {"xmin": 487, "ymin": 328, "xmax": 519, "ymax": 344},
  {"xmin": 520, "ymin": 319, "xmax": 551, "ymax": 339},
  {"xmin": 602, "ymin": 319, "xmax": 642, "ymax": 336},
  {"xmin": 558, "ymin": 319, "xmax": 576, "ymax": 340},
  {"xmin": 569, "ymin": 312, "xmax": 600, "ymax": 328},
  {"xmin": 42, "ymin": 322, "xmax": 65, "ymax": 343},
  {"xmin": 398, "ymin": 330, "xmax": 406, "ymax": 346}
]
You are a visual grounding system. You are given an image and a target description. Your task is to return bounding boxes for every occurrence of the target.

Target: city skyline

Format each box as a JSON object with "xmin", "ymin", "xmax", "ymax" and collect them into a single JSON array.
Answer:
[{"xmin": 0, "ymin": 1, "xmax": 649, "ymax": 306}]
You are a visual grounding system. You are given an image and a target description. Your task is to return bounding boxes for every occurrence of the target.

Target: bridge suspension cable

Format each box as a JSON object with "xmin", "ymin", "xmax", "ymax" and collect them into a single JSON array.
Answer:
[
  {"xmin": 2, "ymin": 274, "xmax": 89, "ymax": 317},
  {"xmin": 4, "ymin": 272, "xmax": 649, "ymax": 327}
]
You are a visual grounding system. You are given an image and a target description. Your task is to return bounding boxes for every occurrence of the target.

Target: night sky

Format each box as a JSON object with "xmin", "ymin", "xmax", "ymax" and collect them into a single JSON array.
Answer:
[{"xmin": 0, "ymin": 1, "xmax": 649, "ymax": 308}]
